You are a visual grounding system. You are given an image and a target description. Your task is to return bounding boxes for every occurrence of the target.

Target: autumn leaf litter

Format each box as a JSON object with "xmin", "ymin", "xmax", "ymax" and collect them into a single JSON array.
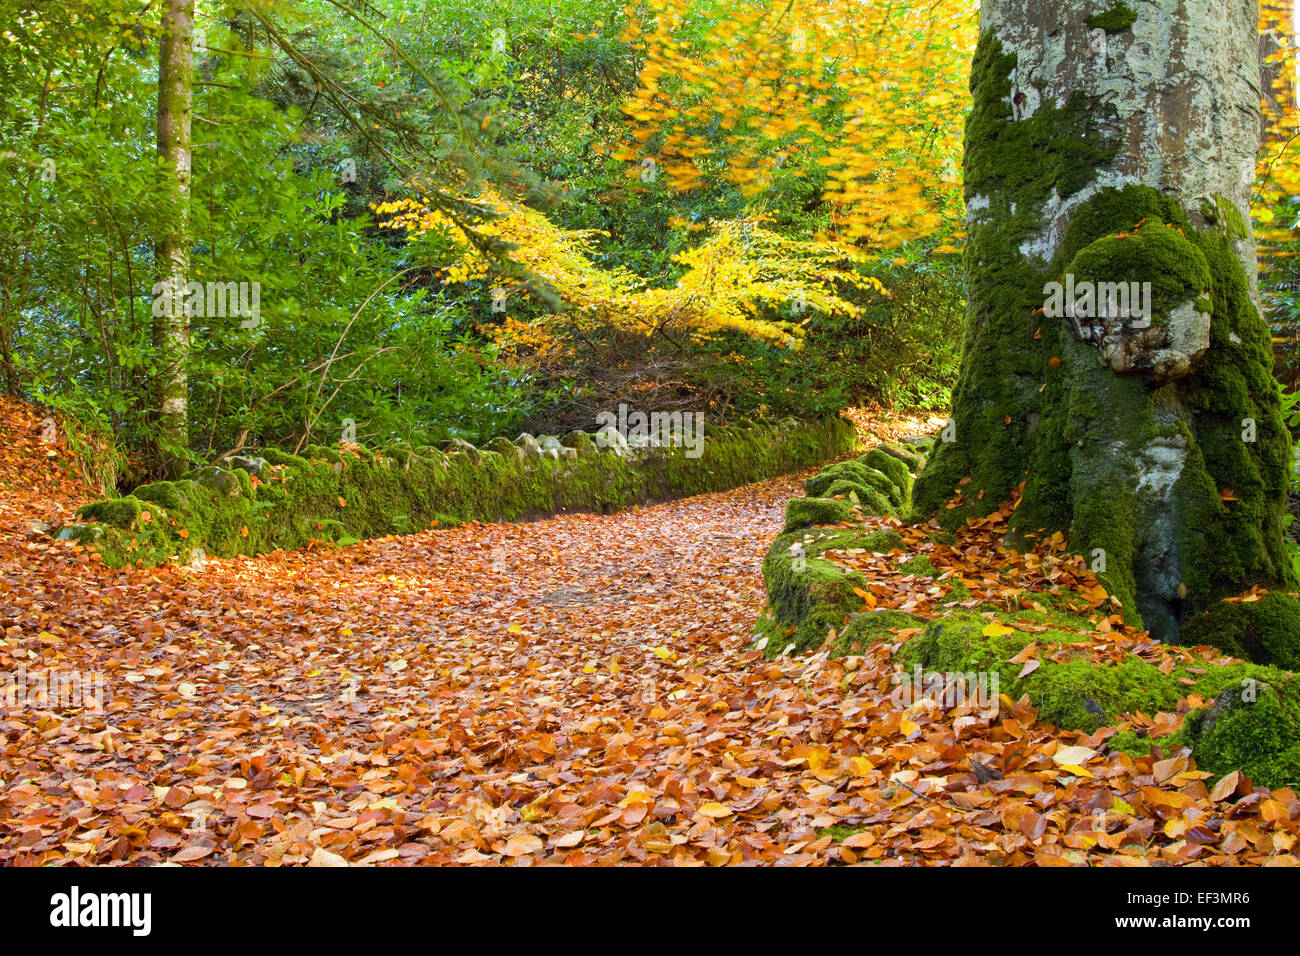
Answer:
[{"xmin": 0, "ymin": 400, "xmax": 1296, "ymax": 866}]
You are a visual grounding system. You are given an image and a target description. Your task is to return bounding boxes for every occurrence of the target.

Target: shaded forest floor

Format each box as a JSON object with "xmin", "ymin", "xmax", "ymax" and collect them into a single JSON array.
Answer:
[{"xmin": 0, "ymin": 398, "xmax": 1296, "ymax": 866}]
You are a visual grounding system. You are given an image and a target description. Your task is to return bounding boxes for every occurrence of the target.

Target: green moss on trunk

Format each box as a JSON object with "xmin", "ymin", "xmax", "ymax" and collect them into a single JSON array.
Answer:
[
  {"xmin": 1086, "ymin": 4, "xmax": 1137, "ymax": 33},
  {"xmin": 913, "ymin": 31, "xmax": 1294, "ymax": 651}
]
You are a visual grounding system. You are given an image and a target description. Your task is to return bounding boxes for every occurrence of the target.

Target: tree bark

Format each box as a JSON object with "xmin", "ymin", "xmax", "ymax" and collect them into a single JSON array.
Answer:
[
  {"xmin": 153, "ymin": 0, "xmax": 194, "ymax": 478},
  {"xmin": 914, "ymin": 0, "xmax": 1297, "ymax": 645}
]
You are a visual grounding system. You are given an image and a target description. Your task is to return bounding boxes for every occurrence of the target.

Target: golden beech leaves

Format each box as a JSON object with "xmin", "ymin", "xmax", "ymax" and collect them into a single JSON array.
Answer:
[
  {"xmin": 614, "ymin": 0, "xmax": 977, "ymax": 245},
  {"xmin": 377, "ymin": 192, "xmax": 885, "ymax": 347},
  {"xmin": 1257, "ymin": 1, "xmax": 1300, "ymax": 227},
  {"xmin": 611, "ymin": 0, "xmax": 1293, "ymax": 255}
]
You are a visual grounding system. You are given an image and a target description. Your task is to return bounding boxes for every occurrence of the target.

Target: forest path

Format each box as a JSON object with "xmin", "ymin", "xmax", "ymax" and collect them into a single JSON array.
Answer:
[
  {"xmin": 0, "ymin": 401, "xmax": 920, "ymax": 864},
  {"xmin": 0, "ymin": 400, "xmax": 1282, "ymax": 866}
]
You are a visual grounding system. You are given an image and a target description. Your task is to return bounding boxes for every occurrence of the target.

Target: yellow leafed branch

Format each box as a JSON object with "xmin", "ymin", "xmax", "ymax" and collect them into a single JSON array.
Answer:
[{"xmin": 376, "ymin": 191, "xmax": 886, "ymax": 348}]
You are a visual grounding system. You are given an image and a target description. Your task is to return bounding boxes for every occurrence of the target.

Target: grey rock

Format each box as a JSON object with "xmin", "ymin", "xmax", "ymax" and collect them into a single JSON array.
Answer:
[
  {"xmin": 226, "ymin": 454, "xmax": 269, "ymax": 477},
  {"xmin": 447, "ymin": 437, "xmax": 481, "ymax": 464},
  {"xmin": 593, "ymin": 424, "xmax": 630, "ymax": 457},
  {"xmin": 197, "ymin": 467, "xmax": 243, "ymax": 498}
]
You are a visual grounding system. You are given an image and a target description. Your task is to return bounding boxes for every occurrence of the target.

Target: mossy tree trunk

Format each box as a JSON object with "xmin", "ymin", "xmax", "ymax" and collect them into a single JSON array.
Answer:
[
  {"xmin": 153, "ymin": 0, "xmax": 194, "ymax": 479},
  {"xmin": 914, "ymin": 0, "xmax": 1295, "ymax": 642}
]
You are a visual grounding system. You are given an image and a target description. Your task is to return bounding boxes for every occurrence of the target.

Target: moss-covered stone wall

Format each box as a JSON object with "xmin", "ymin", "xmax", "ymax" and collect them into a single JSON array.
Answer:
[
  {"xmin": 61, "ymin": 416, "xmax": 858, "ymax": 569},
  {"xmin": 755, "ymin": 439, "xmax": 929, "ymax": 656}
]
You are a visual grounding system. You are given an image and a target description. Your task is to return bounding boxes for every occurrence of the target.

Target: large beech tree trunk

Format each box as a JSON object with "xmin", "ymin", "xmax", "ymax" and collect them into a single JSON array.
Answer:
[
  {"xmin": 153, "ymin": 0, "xmax": 194, "ymax": 479},
  {"xmin": 914, "ymin": 0, "xmax": 1296, "ymax": 644}
]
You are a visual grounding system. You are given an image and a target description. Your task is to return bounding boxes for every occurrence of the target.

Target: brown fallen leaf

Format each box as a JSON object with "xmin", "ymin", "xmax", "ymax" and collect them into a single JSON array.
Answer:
[
  {"xmin": 171, "ymin": 845, "xmax": 215, "ymax": 863},
  {"xmin": 1210, "ymin": 770, "xmax": 1241, "ymax": 802}
]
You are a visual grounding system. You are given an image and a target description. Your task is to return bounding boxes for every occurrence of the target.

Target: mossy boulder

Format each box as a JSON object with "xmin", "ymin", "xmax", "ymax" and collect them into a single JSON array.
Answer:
[
  {"xmin": 225, "ymin": 454, "xmax": 269, "ymax": 477},
  {"xmin": 763, "ymin": 442, "xmax": 928, "ymax": 651},
  {"xmin": 877, "ymin": 443, "xmax": 926, "ymax": 474},
  {"xmin": 1180, "ymin": 592, "xmax": 1300, "ymax": 669},
  {"xmin": 804, "ymin": 460, "xmax": 876, "ymax": 497},
  {"xmin": 822, "ymin": 481, "xmax": 892, "ymax": 515},
  {"xmin": 135, "ymin": 480, "xmax": 196, "ymax": 512},
  {"xmin": 804, "ymin": 445, "xmax": 919, "ymax": 512},
  {"xmin": 564, "ymin": 431, "xmax": 597, "ymax": 458},
  {"xmin": 486, "ymin": 436, "xmax": 522, "ymax": 460},
  {"xmin": 57, "ymin": 523, "xmax": 106, "ymax": 546},
  {"xmin": 864, "ymin": 469, "xmax": 908, "ymax": 509},
  {"xmin": 76, "ymin": 497, "xmax": 147, "ymax": 530},
  {"xmin": 758, "ymin": 527, "xmax": 903, "ymax": 655},
  {"xmin": 446, "ymin": 437, "xmax": 482, "ymax": 464},
  {"xmin": 783, "ymin": 496, "xmax": 855, "ymax": 532},
  {"xmin": 1184, "ymin": 680, "xmax": 1300, "ymax": 787},
  {"xmin": 832, "ymin": 609, "xmax": 924, "ymax": 656},
  {"xmin": 861, "ymin": 448, "xmax": 913, "ymax": 498}
]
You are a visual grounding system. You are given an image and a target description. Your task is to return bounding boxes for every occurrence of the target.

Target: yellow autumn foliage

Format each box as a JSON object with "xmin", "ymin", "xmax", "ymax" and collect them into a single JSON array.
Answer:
[
  {"xmin": 612, "ymin": 0, "xmax": 978, "ymax": 246},
  {"xmin": 1256, "ymin": 0, "xmax": 1300, "ymax": 250},
  {"xmin": 375, "ymin": 191, "xmax": 886, "ymax": 348}
]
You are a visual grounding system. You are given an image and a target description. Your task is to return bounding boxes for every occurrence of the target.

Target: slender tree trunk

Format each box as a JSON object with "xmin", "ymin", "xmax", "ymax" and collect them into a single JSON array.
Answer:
[
  {"xmin": 914, "ymin": 0, "xmax": 1297, "ymax": 645},
  {"xmin": 153, "ymin": 0, "xmax": 194, "ymax": 478}
]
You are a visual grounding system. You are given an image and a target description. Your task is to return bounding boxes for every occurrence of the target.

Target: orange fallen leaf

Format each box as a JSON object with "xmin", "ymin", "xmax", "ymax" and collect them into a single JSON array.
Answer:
[{"xmin": 502, "ymin": 833, "xmax": 544, "ymax": 857}]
